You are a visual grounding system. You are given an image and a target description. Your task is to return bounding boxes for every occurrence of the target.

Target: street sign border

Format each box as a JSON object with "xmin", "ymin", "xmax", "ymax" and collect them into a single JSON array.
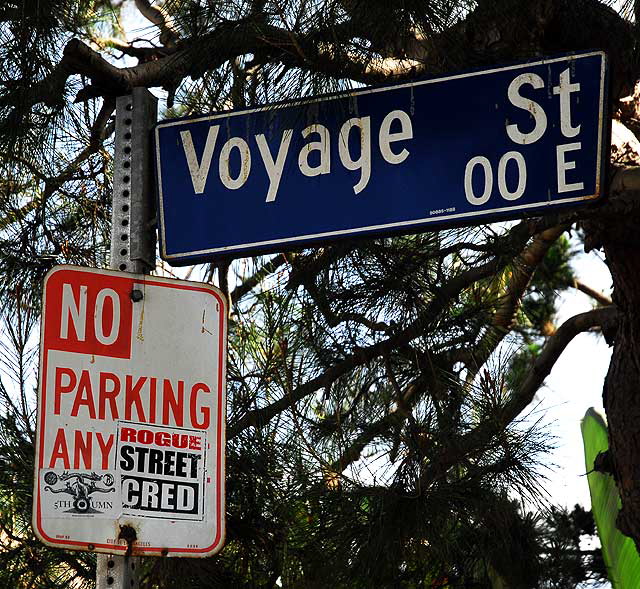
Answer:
[
  {"xmin": 33, "ymin": 265, "xmax": 228, "ymax": 557},
  {"xmin": 154, "ymin": 50, "xmax": 609, "ymax": 263}
]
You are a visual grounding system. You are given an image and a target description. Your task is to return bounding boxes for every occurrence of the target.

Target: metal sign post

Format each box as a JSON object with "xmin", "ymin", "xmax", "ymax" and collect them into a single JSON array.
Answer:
[
  {"xmin": 98, "ymin": 87, "xmax": 157, "ymax": 589},
  {"xmin": 96, "ymin": 554, "xmax": 137, "ymax": 589},
  {"xmin": 31, "ymin": 88, "xmax": 227, "ymax": 580}
]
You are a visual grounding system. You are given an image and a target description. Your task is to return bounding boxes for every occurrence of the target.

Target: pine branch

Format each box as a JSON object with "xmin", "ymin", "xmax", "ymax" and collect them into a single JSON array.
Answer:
[
  {"xmin": 417, "ymin": 306, "xmax": 617, "ymax": 489},
  {"xmin": 230, "ymin": 253, "xmax": 288, "ymax": 305},
  {"xmin": 467, "ymin": 224, "xmax": 568, "ymax": 374},
  {"xmin": 572, "ymin": 279, "xmax": 613, "ymax": 306},
  {"xmin": 325, "ymin": 373, "xmax": 428, "ymax": 478},
  {"xmin": 0, "ymin": 97, "xmax": 115, "ymax": 240},
  {"xmin": 229, "ymin": 220, "xmax": 540, "ymax": 438}
]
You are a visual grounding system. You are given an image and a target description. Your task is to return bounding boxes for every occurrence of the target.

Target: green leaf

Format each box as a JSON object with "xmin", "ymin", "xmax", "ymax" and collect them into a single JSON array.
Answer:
[{"xmin": 581, "ymin": 408, "xmax": 640, "ymax": 588}]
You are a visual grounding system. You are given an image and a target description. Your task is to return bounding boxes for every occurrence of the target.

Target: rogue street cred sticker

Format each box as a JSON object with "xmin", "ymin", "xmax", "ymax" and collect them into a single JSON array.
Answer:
[
  {"xmin": 33, "ymin": 266, "xmax": 227, "ymax": 557},
  {"xmin": 118, "ymin": 422, "xmax": 206, "ymax": 520}
]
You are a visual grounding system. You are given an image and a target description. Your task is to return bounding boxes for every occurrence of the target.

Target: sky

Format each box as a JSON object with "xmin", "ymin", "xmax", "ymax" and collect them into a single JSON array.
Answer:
[{"xmin": 543, "ymin": 248, "xmax": 613, "ymax": 585}]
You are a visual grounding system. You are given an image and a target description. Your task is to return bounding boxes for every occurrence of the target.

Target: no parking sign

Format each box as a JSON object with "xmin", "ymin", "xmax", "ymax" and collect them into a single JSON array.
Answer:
[{"xmin": 33, "ymin": 266, "xmax": 227, "ymax": 557}]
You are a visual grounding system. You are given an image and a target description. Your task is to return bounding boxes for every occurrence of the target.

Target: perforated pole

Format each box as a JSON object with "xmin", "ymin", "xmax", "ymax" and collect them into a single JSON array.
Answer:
[
  {"xmin": 96, "ymin": 554, "xmax": 138, "ymax": 589},
  {"xmin": 96, "ymin": 88, "xmax": 157, "ymax": 589},
  {"xmin": 110, "ymin": 88, "xmax": 157, "ymax": 275}
]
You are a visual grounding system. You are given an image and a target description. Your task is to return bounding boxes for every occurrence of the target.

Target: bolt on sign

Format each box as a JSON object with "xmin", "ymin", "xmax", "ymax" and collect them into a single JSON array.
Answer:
[{"xmin": 33, "ymin": 266, "xmax": 227, "ymax": 557}]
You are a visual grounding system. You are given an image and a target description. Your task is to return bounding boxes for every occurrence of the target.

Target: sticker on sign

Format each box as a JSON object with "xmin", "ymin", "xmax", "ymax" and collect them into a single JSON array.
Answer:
[{"xmin": 32, "ymin": 266, "xmax": 227, "ymax": 557}]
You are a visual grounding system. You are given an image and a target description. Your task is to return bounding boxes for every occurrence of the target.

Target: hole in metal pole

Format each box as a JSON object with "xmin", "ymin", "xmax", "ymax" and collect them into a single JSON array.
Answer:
[
  {"xmin": 125, "ymin": 132, "xmax": 131, "ymax": 140},
  {"xmin": 124, "ymin": 146, "xmax": 132, "ymax": 154},
  {"xmin": 123, "ymin": 190, "xmax": 130, "ymax": 197},
  {"xmin": 126, "ymin": 104, "xmax": 133, "ymax": 111},
  {"xmin": 120, "ymin": 248, "xmax": 128, "ymax": 256},
  {"xmin": 122, "ymin": 219, "xmax": 129, "ymax": 226},
  {"xmin": 107, "ymin": 560, "xmax": 115, "ymax": 569},
  {"xmin": 122, "ymin": 204, "xmax": 129, "ymax": 212},
  {"xmin": 123, "ymin": 175, "xmax": 130, "ymax": 183},
  {"xmin": 121, "ymin": 234, "xmax": 128, "ymax": 241},
  {"xmin": 123, "ymin": 161, "xmax": 131, "ymax": 168},
  {"xmin": 107, "ymin": 577, "xmax": 114, "ymax": 586},
  {"xmin": 119, "ymin": 263, "xmax": 127, "ymax": 271},
  {"xmin": 125, "ymin": 118, "xmax": 132, "ymax": 125}
]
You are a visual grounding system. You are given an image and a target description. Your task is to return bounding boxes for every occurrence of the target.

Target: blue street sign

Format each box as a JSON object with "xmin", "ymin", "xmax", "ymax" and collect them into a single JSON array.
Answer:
[{"xmin": 154, "ymin": 51, "xmax": 608, "ymax": 264}]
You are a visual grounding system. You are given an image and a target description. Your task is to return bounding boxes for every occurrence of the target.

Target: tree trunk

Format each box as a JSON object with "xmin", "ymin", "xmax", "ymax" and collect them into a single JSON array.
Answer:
[{"xmin": 585, "ymin": 186, "xmax": 640, "ymax": 547}]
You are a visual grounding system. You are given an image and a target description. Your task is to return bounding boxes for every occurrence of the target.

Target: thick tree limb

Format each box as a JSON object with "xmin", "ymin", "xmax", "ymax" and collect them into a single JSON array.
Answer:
[
  {"xmin": 582, "ymin": 167, "xmax": 640, "ymax": 252},
  {"xmin": 16, "ymin": 0, "xmax": 638, "ymax": 118},
  {"xmin": 508, "ymin": 307, "xmax": 616, "ymax": 418},
  {"xmin": 29, "ymin": 20, "xmax": 403, "ymax": 108},
  {"xmin": 95, "ymin": 37, "xmax": 169, "ymax": 62},
  {"xmin": 610, "ymin": 166, "xmax": 640, "ymax": 193},
  {"xmin": 470, "ymin": 225, "xmax": 568, "ymax": 372},
  {"xmin": 585, "ymin": 182, "xmax": 640, "ymax": 546}
]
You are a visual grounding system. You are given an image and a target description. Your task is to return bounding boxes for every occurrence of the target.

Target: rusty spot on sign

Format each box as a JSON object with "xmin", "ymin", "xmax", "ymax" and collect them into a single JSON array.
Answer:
[{"xmin": 118, "ymin": 524, "xmax": 137, "ymax": 556}]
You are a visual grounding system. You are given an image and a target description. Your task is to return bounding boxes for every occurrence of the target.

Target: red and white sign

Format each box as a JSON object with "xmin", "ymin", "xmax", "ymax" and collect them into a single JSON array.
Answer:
[{"xmin": 33, "ymin": 266, "xmax": 227, "ymax": 557}]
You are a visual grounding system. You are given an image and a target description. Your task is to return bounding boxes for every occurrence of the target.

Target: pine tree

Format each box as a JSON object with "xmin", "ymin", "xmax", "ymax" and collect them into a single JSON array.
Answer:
[{"xmin": 0, "ymin": 1, "xmax": 637, "ymax": 587}]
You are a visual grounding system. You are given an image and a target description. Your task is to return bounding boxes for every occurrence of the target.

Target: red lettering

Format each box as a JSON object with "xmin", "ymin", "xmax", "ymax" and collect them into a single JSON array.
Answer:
[
  {"xmin": 171, "ymin": 434, "xmax": 188, "ymax": 449},
  {"xmin": 162, "ymin": 380, "xmax": 184, "ymax": 426},
  {"xmin": 70, "ymin": 370, "xmax": 96, "ymax": 418},
  {"xmin": 190, "ymin": 383, "xmax": 210, "ymax": 429},
  {"xmin": 156, "ymin": 432, "xmax": 170, "ymax": 446},
  {"xmin": 99, "ymin": 372, "xmax": 120, "ymax": 419},
  {"xmin": 48, "ymin": 428, "xmax": 70, "ymax": 468},
  {"xmin": 96, "ymin": 433, "xmax": 114, "ymax": 469},
  {"xmin": 74, "ymin": 431, "xmax": 92, "ymax": 469},
  {"xmin": 116, "ymin": 426, "xmax": 203, "ymax": 451},
  {"xmin": 125, "ymin": 375, "xmax": 147, "ymax": 421},
  {"xmin": 149, "ymin": 377, "xmax": 157, "ymax": 423},
  {"xmin": 44, "ymin": 268, "xmax": 133, "ymax": 359},
  {"xmin": 54, "ymin": 367, "xmax": 76, "ymax": 415}
]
